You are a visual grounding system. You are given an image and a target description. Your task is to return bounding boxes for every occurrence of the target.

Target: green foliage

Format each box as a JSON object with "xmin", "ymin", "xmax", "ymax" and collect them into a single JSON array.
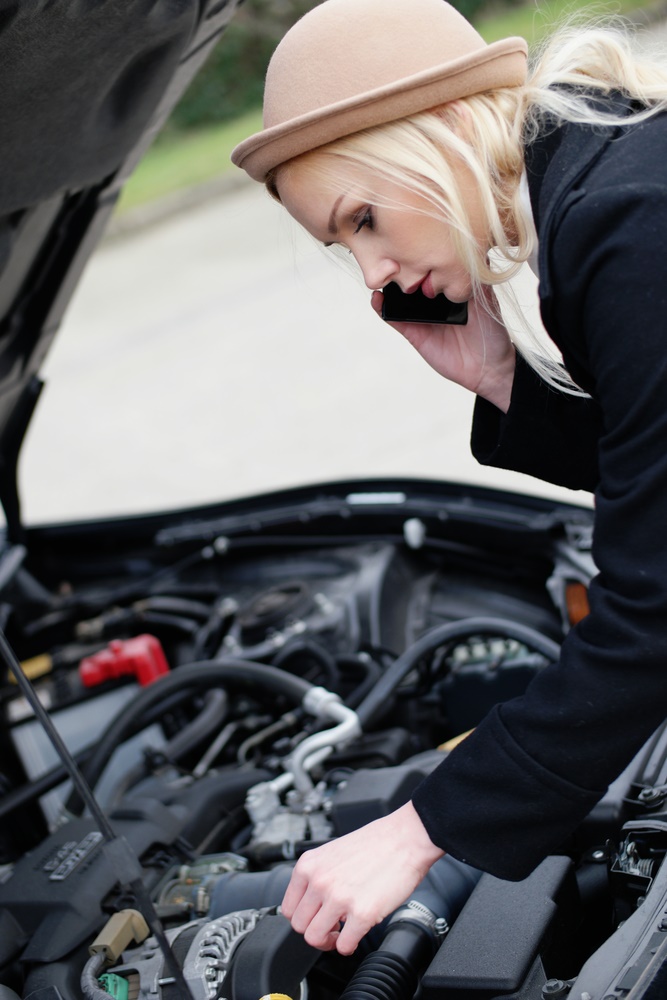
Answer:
[
  {"xmin": 119, "ymin": 0, "xmax": 660, "ymax": 213},
  {"xmin": 454, "ymin": 0, "xmax": 497, "ymax": 21},
  {"xmin": 168, "ymin": 0, "xmax": 320, "ymax": 131},
  {"xmin": 168, "ymin": 0, "xmax": 529, "ymax": 132}
]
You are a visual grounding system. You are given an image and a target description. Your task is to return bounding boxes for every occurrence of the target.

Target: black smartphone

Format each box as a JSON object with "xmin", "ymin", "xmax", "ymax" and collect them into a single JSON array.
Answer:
[{"xmin": 381, "ymin": 281, "xmax": 468, "ymax": 325}]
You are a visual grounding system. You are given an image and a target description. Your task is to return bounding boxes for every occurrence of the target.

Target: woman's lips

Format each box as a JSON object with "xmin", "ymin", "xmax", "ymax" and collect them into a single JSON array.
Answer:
[
  {"xmin": 404, "ymin": 273, "xmax": 435, "ymax": 297},
  {"xmin": 421, "ymin": 272, "xmax": 436, "ymax": 299}
]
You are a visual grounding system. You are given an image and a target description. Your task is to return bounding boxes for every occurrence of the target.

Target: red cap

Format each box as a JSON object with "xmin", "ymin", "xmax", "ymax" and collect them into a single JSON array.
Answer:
[{"xmin": 79, "ymin": 634, "xmax": 170, "ymax": 688}]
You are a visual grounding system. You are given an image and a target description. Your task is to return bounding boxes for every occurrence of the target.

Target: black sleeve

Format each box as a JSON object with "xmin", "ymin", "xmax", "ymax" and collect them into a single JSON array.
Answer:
[
  {"xmin": 413, "ymin": 180, "xmax": 667, "ymax": 880},
  {"xmin": 471, "ymin": 352, "xmax": 602, "ymax": 493}
]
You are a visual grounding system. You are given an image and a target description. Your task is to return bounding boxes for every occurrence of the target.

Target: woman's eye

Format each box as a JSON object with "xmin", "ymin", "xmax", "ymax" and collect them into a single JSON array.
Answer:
[{"xmin": 353, "ymin": 208, "xmax": 373, "ymax": 235}]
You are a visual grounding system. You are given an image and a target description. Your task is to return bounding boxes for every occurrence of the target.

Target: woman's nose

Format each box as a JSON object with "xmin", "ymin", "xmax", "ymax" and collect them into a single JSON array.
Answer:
[{"xmin": 353, "ymin": 247, "xmax": 399, "ymax": 291}]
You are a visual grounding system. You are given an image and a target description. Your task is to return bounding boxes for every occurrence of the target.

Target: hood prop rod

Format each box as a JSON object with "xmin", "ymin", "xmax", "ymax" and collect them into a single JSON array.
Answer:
[{"xmin": 0, "ymin": 629, "xmax": 195, "ymax": 1000}]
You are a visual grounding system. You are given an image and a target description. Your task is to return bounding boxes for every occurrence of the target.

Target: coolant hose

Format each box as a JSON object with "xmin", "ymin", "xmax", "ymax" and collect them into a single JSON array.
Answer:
[
  {"xmin": 67, "ymin": 659, "xmax": 314, "ymax": 815},
  {"xmin": 355, "ymin": 616, "xmax": 561, "ymax": 729}
]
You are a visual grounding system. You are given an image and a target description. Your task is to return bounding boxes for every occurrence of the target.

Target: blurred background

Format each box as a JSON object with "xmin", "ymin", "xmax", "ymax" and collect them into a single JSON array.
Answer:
[{"xmin": 18, "ymin": 0, "xmax": 667, "ymax": 524}]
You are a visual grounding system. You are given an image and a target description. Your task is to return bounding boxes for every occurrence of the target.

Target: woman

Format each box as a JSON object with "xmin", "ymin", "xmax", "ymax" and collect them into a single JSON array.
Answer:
[{"xmin": 232, "ymin": 0, "xmax": 667, "ymax": 956}]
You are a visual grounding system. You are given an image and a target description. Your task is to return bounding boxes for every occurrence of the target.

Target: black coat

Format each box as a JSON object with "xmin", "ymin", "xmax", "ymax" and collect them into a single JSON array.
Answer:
[{"xmin": 411, "ymin": 100, "xmax": 667, "ymax": 880}]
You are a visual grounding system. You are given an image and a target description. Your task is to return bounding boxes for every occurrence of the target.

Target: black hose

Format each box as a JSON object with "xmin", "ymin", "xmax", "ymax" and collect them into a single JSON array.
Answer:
[
  {"xmin": 0, "ymin": 687, "xmax": 208, "ymax": 820},
  {"xmin": 339, "ymin": 923, "xmax": 432, "ymax": 1000},
  {"xmin": 192, "ymin": 599, "xmax": 235, "ymax": 660},
  {"xmin": 272, "ymin": 638, "xmax": 341, "ymax": 689},
  {"xmin": 67, "ymin": 659, "xmax": 313, "ymax": 815},
  {"xmin": 355, "ymin": 617, "xmax": 561, "ymax": 729},
  {"xmin": 340, "ymin": 852, "xmax": 482, "ymax": 1000},
  {"xmin": 0, "ymin": 746, "xmax": 93, "ymax": 820},
  {"xmin": 108, "ymin": 688, "xmax": 229, "ymax": 804},
  {"xmin": 137, "ymin": 596, "xmax": 214, "ymax": 621},
  {"xmin": 165, "ymin": 688, "xmax": 228, "ymax": 760},
  {"xmin": 337, "ymin": 653, "xmax": 383, "ymax": 709}
]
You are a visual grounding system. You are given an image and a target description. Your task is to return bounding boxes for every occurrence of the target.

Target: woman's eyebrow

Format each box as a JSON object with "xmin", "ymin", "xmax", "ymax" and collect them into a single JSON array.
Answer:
[{"xmin": 328, "ymin": 194, "xmax": 345, "ymax": 235}]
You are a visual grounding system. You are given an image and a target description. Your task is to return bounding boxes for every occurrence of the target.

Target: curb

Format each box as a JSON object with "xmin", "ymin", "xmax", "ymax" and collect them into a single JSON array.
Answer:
[{"xmin": 104, "ymin": 169, "xmax": 255, "ymax": 242}]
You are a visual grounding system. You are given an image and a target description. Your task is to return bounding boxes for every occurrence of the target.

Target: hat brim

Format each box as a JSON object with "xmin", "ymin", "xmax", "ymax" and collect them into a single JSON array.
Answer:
[{"xmin": 232, "ymin": 37, "xmax": 527, "ymax": 182}]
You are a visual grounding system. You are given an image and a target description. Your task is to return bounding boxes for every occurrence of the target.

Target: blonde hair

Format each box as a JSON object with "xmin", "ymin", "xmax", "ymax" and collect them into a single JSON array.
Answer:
[{"xmin": 268, "ymin": 18, "xmax": 667, "ymax": 390}]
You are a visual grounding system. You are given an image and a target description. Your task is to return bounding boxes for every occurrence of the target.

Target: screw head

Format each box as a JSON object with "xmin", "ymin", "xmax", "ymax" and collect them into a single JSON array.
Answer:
[
  {"xmin": 639, "ymin": 787, "xmax": 664, "ymax": 805},
  {"xmin": 542, "ymin": 980, "xmax": 570, "ymax": 998}
]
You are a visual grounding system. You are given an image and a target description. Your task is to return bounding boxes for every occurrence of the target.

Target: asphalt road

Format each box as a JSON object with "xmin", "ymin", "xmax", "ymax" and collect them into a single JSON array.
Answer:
[{"xmin": 20, "ymin": 177, "xmax": 597, "ymax": 526}]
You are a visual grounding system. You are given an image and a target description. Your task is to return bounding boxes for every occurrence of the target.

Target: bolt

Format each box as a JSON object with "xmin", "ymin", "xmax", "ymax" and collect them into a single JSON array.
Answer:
[
  {"xmin": 434, "ymin": 917, "xmax": 450, "ymax": 938},
  {"xmin": 639, "ymin": 787, "xmax": 664, "ymax": 806},
  {"xmin": 542, "ymin": 980, "xmax": 570, "ymax": 999}
]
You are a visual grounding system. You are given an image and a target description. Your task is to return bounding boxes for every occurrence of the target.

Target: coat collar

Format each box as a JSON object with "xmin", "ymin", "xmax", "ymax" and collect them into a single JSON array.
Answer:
[{"xmin": 523, "ymin": 93, "xmax": 636, "ymax": 301}]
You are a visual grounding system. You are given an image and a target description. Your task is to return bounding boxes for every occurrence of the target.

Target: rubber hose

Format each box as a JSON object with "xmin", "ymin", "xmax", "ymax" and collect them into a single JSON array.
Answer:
[
  {"xmin": 273, "ymin": 638, "xmax": 341, "ymax": 689},
  {"xmin": 337, "ymin": 654, "xmax": 382, "ymax": 709},
  {"xmin": 137, "ymin": 596, "xmax": 214, "ymax": 620},
  {"xmin": 162, "ymin": 687, "xmax": 228, "ymax": 761},
  {"xmin": 338, "ymin": 924, "xmax": 431, "ymax": 1000},
  {"xmin": 355, "ymin": 616, "xmax": 561, "ymax": 729},
  {"xmin": 67, "ymin": 659, "xmax": 313, "ymax": 816},
  {"xmin": 108, "ymin": 688, "xmax": 229, "ymax": 804},
  {"xmin": 0, "ymin": 686, "xmax": 203, "ymax": 820}
]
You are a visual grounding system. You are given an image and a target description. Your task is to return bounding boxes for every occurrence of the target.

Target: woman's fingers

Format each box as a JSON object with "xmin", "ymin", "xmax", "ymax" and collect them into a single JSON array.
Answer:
[
  {"xmin": 281, "ymin": 802, "xmax": 444, "ymax": 955},
  {"xmin": 299, "ymin": 902, "xmax": 346, "ymax": 949},
  {"xmin": 280, "ymin": 864, "xmax": 308, "ymax": 919},
  {"xmin": 370, "ymin": 288, "xmax": 384, "ymax": 316}
]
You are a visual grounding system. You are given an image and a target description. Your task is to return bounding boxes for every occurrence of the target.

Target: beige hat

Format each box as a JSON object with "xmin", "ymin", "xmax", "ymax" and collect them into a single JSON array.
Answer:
[{"xmin": 231, "ymin": 0, "xmax": 528, "ymax": 182}]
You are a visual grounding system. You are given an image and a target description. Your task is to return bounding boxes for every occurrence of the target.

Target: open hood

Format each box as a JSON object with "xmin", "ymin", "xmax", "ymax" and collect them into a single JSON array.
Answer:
[{"xmin": 0, "ymin": 0, "xmax": 242, "ymax": 541}]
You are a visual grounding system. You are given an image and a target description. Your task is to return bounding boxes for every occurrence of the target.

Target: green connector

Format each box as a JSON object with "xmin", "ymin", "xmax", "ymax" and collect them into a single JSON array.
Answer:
[{"xmin": 98, "ymin": 973, "xmax": 129, "ymax": 1000}]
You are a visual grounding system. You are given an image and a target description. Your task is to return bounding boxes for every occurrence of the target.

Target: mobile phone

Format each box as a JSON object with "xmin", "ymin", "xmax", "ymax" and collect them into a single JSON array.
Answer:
[{"xmin": 381, "ymin": 282, "xmax": 468, "ymax": 325}]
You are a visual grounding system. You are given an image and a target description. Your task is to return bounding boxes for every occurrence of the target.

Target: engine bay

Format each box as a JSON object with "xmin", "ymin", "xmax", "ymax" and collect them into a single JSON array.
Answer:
[{"xmin": 0, "ymin": 485, "xmax": 666, "ymax": 1000}]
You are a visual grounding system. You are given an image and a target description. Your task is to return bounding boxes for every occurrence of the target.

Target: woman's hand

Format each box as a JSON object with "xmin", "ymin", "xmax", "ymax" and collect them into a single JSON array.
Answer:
[
  {"xmin": 281, "ymin": 801, "xmax": 444, "ymax": 955},
  {"xmin": 372, "ymin": 286, "xmax": 516, "ymax": 413}
]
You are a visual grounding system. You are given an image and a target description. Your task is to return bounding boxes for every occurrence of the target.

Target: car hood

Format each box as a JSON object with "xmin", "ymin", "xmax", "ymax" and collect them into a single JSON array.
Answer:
[{"xmin": 0, "ymin": 0, "xmax": 242, "ymax": 542}]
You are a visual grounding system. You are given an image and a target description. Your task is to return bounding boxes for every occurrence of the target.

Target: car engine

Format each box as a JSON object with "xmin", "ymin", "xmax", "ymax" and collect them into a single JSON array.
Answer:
[{"xmin": 0, "ymin": 488, "xmax": 666, "ymax": 1000}]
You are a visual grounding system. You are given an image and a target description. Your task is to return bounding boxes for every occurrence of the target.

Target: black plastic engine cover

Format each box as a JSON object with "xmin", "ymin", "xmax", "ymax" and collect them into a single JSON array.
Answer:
[
  {"xmin": 0, "ymin": 800, "xmax": 188, "ymax": 963},
  {"xmin": 421, "ymin": 856, "xmax": 575, "ymax": 999}
]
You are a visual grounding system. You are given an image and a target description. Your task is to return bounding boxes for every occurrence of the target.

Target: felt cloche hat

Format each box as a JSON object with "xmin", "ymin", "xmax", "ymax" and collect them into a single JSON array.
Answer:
[{"xmin": 231, "ymin": 0, "xmax": 528, "ymax": 182}]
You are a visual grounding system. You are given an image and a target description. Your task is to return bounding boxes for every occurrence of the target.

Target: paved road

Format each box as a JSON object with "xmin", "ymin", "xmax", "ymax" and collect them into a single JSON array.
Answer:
[{"xmin": 21, "ymin": 179, "xmax": 593, "ymax": 525}]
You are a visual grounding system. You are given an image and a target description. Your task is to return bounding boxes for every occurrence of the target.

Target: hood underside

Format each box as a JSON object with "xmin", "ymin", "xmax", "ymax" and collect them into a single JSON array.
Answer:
[{"xmin": 0, "ymin": 0, "xmax": 242, "ymax": 540}]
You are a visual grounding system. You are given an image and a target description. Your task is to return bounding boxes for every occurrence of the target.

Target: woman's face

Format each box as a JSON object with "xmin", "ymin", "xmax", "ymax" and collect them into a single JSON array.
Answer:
[{"xmin": 276, "ymin": 155, "xmax": 486, "ymax": 304}]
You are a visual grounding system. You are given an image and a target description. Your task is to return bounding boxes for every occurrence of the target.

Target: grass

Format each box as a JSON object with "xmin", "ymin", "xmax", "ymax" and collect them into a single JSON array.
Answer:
[
  {"xmin": 477, "ymin": 0, "xmax": 655, "ymax": 41},
  {"xmin": 117, "ymin": 107, "xmax": 263, "ymax": 213},
  {"xmin": 117, "ymin": 0, "xmax": 662, "ymax": 215}
]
